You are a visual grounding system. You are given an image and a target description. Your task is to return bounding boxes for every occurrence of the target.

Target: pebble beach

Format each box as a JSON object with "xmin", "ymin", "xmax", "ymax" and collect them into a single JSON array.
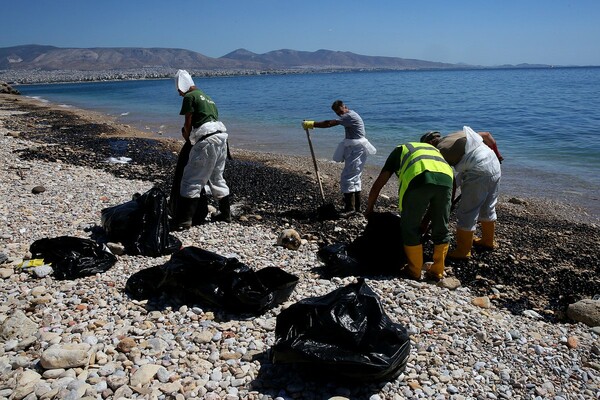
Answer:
[{"xmin": 0, "ymin": 94, "xmax": 599, "ymax": 400}]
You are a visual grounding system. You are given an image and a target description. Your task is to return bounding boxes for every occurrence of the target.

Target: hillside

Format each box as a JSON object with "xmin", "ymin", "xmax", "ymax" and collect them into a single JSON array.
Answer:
[
  {"xmin": 221, "ymin": 48, "xmax": 457, "ymax": 69},
  {"xmin": 1, "ymin": 44, "xmax": 460, "ymax": 71},
  {"xmin": 0, "ymin": 45, "xmax": 254, "ymax": 71},
  {"xmin": 1, "ymin": 44, "xmax": 561, "ymax": 84}
]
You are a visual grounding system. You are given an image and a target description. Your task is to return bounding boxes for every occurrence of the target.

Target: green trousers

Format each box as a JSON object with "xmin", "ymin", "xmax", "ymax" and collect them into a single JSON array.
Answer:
[{"xmin": 401, "ymin": 183, "xmax": 451, "ymax": 246}]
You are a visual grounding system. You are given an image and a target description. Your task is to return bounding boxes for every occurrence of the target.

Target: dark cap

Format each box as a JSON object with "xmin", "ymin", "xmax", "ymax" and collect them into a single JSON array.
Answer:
[{"xmin": 420, "ymin": 131, "xmax": 441, "ymax": 143}]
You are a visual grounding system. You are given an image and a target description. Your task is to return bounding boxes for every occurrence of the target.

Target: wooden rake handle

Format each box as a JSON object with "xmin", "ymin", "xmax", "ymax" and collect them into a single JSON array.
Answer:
[{"xmin": 305, "ymin": 128, "xmax": 326, "ymax": 204}]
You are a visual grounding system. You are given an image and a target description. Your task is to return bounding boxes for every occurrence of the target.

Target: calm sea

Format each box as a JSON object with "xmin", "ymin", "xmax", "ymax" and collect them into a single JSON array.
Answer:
[{"xmin": 17, "ymin": 68, "xmax": 600, "ymax": 218}]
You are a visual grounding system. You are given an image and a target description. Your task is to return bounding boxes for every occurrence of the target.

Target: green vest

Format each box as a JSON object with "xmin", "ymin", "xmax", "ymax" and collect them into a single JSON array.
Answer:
[{"xmin": 396, "ymin": 142, "xmax": 453, "ymax": 211}]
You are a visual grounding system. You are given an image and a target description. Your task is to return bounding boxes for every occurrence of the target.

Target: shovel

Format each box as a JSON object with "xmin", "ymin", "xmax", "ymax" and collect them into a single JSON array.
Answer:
[{"xmin": 304, "ymin": 128, "xmax": 339, "ymax": 221}]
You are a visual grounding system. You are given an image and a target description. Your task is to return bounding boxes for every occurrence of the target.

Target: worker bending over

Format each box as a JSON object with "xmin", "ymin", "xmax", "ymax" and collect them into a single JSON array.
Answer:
[
  {"xmin": 365, "ymin": 142, "xmax": 454, "ymax": 280},
  {"xmin": 421, "ymin": 126, "xmax": 502, "ymax": 258},
  {"xmin": 172, "ymin": 70, "xmax": 231, "ymax": 230}
]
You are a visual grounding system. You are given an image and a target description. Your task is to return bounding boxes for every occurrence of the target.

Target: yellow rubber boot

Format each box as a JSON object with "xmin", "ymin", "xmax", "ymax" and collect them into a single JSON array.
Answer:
[
  {"xmin": 403, "ymin": 244, "xmax": 423, "ymax": 280},
  {"xmin": 473, "ymin": 221, "xmax": 496, "ymax": 249},
  {"xmin": 427, "ymin": 243, "xmax": 449, "ymax": 280},
  {"xmin": 448, "ymin": 229, "xmax": 474, "ymax": 259}
]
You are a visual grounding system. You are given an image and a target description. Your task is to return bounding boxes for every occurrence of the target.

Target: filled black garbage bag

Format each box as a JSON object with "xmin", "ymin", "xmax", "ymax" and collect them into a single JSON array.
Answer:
[
  {"xmin": 124, "ymin": 265, "xmax": 165, "ymax": 300},
  {"xmin": 125, "ymin": 246, "xmax": 299, "ymax": 314},
  {"xmin": 316, "ymin": 243, "xmax": 362, "ymax": 277},
  {"xmin": 349, "ymin": 212, "xmax": 404, "ymax": 268},
  {"xmin": 271, "ymin": 279, "xmax": 410, "ymax": 382},
  {"xmin": 101, "ymin": 187, "xmax": 182, "ymax": 257},
  {"xmin": 318, "ymin": 212, "xmax": 404, "ymax": 276},
  {"xmin": 30, "ymin": 236, "xmax": 117, "ymax": 280},
  {"xmin": 255, "ymin": 267, "xmax": 299, "ymax": 306}
]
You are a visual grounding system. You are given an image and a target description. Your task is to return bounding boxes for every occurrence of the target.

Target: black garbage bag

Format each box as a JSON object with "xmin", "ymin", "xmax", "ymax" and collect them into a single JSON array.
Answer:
[
  {"xmin": 101, "ymin": 187, "xmax": 182, "ymax": 257},
  {"xmin": 125, "ymin": 246, "xmax": 299, "ymax": 314},
  {"xmin": 30, "ymin": 236, "xmax": 117, "ymax": 280},
  {"xmin": 317, "ymin": 212, "xmax": 404, "ymax": 276},
  {"xmin": 123, "ymin": 265, "xmax": 165, "ymax": 300},
  {"xmin": 316, "ymin": 243, "xmax": 362, "ymax": 277},
  {"xmin": 271, "ymin": 279, "xmax": 410, "ymax": 382}
]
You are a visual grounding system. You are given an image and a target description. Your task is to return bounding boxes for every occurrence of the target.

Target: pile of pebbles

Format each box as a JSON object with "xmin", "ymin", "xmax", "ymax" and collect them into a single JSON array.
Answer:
[{"xmin": 1, "ymin": 97, "xmax": 599, "ymax": 399}]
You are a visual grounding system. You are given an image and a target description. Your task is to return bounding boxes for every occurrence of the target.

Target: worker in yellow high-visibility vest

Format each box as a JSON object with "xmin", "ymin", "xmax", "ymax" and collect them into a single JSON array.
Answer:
[{"xmin": 365, "ymin": 142, "xmax": 454, "ymax": 280}]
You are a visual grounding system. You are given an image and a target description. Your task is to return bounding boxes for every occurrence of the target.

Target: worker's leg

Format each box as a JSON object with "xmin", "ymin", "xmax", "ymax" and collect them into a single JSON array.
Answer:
[
  {"xmin": 401, "ymin": 185, "xmax": 434, "ymax": 245},
  {"xmin": 427, "ymin": 184, "xmax": 452, "ymax": 245},
  {"xmin": 401, "ymin": 185, "xmax": 433, "ymax": 279},
  {"xmin": 180, "ymin": 141, "xmax": 216, "ymax": 198},
  {"xmin": 214, "ymin": 195, "xmax": 232, "ymax": 223},
  {"xmin": 354, "ymin": 191, "xmax": 361, "ymax": 212},
  {"xmin": 177, "ymin": 140, "xmax": 219, "ymax": 229},
  {"xmin": 340, "ymin": 145, "xmax": 367, "ymax": 194},
  {"xmin": 455, "ymin": 172, "xmax": 487, "ymax": 231},
  {"xmin": 447, "ymin": 229, "xmax": 474, "ymax": 260},
  {"xmin": 402, "ymin": 244, "xmax": 423, "ymax": 280},
  {"xmin": 192, "ymin": 188, "xmax": 209, "ymax": 225},
  {"xmin": 172, "ymin": 196, "xmax": 199, "ymax": 231},
  {"xmin": 426, "ymin": 185, "xmax": 452, "ymax": 278},
  {"xmin": 449, "ymin": 172, "xmax": 486, "ymax": 259},
  {"xmin": 474, "ymin": 174, "xmax": 501, "ymax": 249},
  {"xmin": 207, "ymin": 137, "xmax": 232, "ymax": 222},
  {"xmin": 343, "ymin": 193, "xmax": 355, "ymax": 212},
  {"xmin": 428, "ymin": 243, "xmax": 449, "ymax": 279}
]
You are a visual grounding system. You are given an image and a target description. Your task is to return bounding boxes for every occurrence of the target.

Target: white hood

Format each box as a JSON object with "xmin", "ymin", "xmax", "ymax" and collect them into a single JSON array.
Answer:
[{"xmin": 175, "ymin": 69, "xmax": 195, "ymax": 93}]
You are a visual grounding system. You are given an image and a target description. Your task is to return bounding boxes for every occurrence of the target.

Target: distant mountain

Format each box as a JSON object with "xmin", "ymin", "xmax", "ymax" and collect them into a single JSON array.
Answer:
[
  {"xmin": 0, "ymin": 44, "xmax": 462, "ymax": 71},
  {"xmin": 222, "ymin": 48, "xmax": 458, "ymax": 69},
  {"xmin": 0, "ymin": 45, "xmax": 258, "ymax": 71},
  {"xmin": 496, "ymin": 63, "xmax": 555, "ymax": 69},
  {"xmin": 1, "ymin": 44, "xmax": 566, "ymax": 85}
]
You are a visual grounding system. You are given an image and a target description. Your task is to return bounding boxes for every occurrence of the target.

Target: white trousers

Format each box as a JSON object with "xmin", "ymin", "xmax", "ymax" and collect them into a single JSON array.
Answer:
[
  {"xmin": 180, "ymin": 133, "xmax": 230, "ymax": 200},
  {"xmin": 340, "ymin": 144, "xmax": 368, "ymax": 193},
  {"xmin": 456, "ymin": 170, "xmax": 501, "ymax": 231}
]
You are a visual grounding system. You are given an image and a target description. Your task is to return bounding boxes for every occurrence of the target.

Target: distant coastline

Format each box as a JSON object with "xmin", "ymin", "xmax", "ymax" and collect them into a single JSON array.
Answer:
[
  {"xmin": 2, "ymin": 65, "xmax": 598, "ymax": 85},
  {"xmin": 2, "ymin": 44, "xmax": 596, "ymax": 85}
]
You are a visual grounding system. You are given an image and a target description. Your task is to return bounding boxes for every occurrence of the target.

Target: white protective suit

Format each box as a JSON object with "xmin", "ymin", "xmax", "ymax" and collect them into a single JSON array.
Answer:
[
  {"xmin": 180, "ymin": 121, "xmax": 230, "ymax": 200},
  {"xmin": 175, "ymin": 70, "xmax": 230, "ymax": 200},
  {"xmin": 333, "ymin": 137, "xmax": 377, "ymax": 193},
  {"xmin": 454, "ymin": 126, "xmax": 501, "ymax": 231}
]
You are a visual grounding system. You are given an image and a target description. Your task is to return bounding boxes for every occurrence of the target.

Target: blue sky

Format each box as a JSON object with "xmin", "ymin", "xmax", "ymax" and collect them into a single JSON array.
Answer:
[{"xmin": 2, "ymin": 0, "xmax": 599, "ymax": 66}]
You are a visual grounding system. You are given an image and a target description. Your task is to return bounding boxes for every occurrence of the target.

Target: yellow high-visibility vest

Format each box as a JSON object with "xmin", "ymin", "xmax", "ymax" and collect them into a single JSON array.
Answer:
[{"xmin": 396, "ymin": 142, "xmax": 453, "ymax": 211}]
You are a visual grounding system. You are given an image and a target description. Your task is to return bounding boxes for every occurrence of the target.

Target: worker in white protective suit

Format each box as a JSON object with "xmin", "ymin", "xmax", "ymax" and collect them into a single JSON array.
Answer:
[
  {"xmin": 302, "ymin": 100, "xmax": 376, "ymax": 212},
  {"xmin": 421, "ymin": 126, "xmax": 503, "ymax": 258},
  {"xmin": 171, "ymin": 69, "xmax": 231, "ymax": 230}
]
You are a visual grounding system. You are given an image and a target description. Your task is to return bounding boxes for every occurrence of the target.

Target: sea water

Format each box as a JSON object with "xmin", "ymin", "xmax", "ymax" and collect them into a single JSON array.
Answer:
[{"xmin": 17, "ymin": 68, "xmax": 600, "ymax": 218}]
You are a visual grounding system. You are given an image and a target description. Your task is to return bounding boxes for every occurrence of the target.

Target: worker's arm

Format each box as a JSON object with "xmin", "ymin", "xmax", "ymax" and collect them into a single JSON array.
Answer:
[
  {"xmin": 478, "ymin": 131, "xmax": 504, "ymax": 162},
  {"xmin": 302, "ymin": 120, "xmax": 340, "ymax": 130},
  {"xmin": 365, "ymin": 169, "xmax": 394, "ymax": 217},
  {"xmin": 314, "ymin": 120, "xmax": 340, "ymax": 128},
  {"xmin": 182, "ymin": 113, "xmax": 193, "ymax": 142}
]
